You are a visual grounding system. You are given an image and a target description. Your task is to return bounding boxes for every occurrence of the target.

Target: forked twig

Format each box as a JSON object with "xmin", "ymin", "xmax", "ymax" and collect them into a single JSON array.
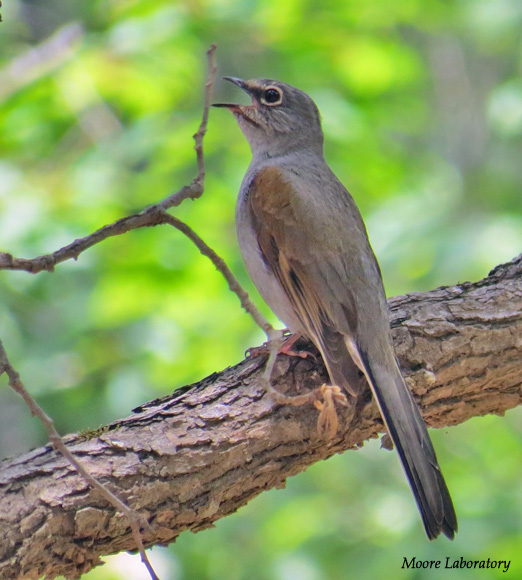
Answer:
[{"xmin": 0, "ymin": 44, "xmax": 219, "ymax": 274}]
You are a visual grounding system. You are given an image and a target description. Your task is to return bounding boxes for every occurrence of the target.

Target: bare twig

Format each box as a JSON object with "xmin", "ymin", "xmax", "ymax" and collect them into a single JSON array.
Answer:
[
  {"xmin": 157, "ymin": 43, "xmax": 218, "ymax": 210},
  {"xmin": 260, "ymin": 328, "xmax": 286, "ymax": 394},
  {"xmin": 0, "ymin": 339, "xmax": 160, "ymax": 580},
  {"xmin": 0, "ymin": 210, "xmax": 165, "ymax": 273},
  {"xmin": 163, "ymin": 214, "xmax": 272, "ymax": 333}
]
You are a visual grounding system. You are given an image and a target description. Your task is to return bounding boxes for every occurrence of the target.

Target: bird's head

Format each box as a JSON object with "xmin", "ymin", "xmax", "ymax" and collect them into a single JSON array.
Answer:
[{"xmin": 213, "ymin": 77, "xmax": 324, "ymax": 158}]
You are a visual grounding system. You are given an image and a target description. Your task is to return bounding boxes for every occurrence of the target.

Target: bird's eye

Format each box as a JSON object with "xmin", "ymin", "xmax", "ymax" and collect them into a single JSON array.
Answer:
[{"xmin": 262, "ymin": 87, "xmax": 283, "ymax": 106}]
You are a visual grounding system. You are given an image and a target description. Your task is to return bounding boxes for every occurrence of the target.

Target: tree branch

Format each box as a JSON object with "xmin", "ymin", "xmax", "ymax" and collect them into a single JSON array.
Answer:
[{"xmin": 1, "ymin": 254, "xmax": 521, "ymax": 579}]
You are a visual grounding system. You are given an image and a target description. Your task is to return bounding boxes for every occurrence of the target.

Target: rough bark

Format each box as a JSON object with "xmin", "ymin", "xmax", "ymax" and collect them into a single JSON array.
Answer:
[{"xmin": 1, "ymin": 255, "xmax": 521, "ymax": 580}]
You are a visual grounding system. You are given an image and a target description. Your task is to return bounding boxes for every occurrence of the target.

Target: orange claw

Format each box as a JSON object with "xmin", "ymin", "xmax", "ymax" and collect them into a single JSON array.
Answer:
[{"xmin": 314, "ymin": 384, "xmax": 348, "ymax": 438}]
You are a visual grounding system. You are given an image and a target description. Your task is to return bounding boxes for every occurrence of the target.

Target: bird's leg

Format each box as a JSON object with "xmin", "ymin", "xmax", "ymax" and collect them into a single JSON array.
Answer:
[
  {"xmin": 259, "ymin": 329, "xmax": 349, "ymax": 438},
  {"xmin": 278, "ymin": 332, "xmax": 317, "ymax": 359},
  {"xmin": 246, "ymin": 330, "xmax": 317, "ymax": 360}
]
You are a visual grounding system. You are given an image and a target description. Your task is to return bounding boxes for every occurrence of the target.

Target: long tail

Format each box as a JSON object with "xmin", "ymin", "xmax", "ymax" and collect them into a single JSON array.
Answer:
[{"xmin": 355, "ymin": 348, "xmax": 457, "ymax": 540}]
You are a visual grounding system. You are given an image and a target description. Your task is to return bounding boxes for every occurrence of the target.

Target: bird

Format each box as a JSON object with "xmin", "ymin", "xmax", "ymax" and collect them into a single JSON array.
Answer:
[{"xmin": 213, "ymin": 76, "xmax": 457, "ymax": 540}]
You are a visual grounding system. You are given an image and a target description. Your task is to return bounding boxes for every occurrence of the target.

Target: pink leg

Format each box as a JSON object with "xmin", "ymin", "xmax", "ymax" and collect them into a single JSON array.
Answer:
[{"xmin": 246, "ymin": 332, "xmax": 317, "ymax": 360}]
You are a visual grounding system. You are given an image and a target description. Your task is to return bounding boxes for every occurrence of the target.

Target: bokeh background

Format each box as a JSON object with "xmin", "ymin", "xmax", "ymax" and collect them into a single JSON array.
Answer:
[{"xmin": 1, "ymin": 1, "xmax": 522, "ymax": 579}]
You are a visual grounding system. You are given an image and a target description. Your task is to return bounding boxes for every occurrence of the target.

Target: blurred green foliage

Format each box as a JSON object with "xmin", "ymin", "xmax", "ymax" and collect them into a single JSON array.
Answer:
[{"xmin": 1, "ymin": 0, "xmax": 521, "ymax": 579}]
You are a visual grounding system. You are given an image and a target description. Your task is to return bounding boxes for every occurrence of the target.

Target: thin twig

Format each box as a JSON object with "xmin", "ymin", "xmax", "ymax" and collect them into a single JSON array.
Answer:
[
  {"xmin": 163, "ymin": 214, "xmax": 273, "ymax": 334},
  {"xmin": 157, "ymin": 43, "xmax": 218, "ymax": 210},
  {"xmin": 0, "ymin": 210, "xmax": 166, "ymax": 273},
  {"xmin": 0, "ymin": 339, "xmax": 160, "ymax": 579},
  {"xmin": 261, "ymin": 327, "xmax": 285, "ymax": 387}
]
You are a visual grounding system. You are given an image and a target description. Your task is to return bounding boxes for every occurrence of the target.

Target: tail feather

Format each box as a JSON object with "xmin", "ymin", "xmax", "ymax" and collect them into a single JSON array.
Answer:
[
  {"xmin": 357, "ymin": 350, "xmax": 457, "ymax": 540},
  {"xmin": 314, "ymin": 327, "xmax": 457, "ymax": 539}
]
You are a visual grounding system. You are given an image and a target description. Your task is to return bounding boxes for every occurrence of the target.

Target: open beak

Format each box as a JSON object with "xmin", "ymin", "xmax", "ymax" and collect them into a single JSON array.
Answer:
[
  {"xmin": 212, "ymin": 77, "xmax": 251, "ymax": 109},
  {"xmin": 212, "ymin": 77, "xmax": 261, "ymax": 128}
]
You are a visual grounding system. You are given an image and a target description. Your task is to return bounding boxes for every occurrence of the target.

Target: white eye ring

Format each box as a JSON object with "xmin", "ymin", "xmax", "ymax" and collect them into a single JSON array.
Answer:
[{"xmin": 260, "ymin": 86, "xmax": 283, "ymax": 106}]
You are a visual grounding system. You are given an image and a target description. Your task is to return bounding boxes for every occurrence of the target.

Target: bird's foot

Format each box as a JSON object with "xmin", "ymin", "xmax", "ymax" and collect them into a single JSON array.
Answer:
[
  {"xmin": 265, "ymin": 381, "xmax": 348, "ymax": 438},
  {"xmin": 314, "ymin": 385, "xmax": 349, "ymax": 438}
]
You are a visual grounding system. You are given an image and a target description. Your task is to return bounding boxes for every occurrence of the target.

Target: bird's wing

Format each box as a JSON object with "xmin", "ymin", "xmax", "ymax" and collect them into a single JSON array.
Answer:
[
  {"xmin": 247, "ymin": 166, "xmax": 380, "ymax": 337},
  {"xmin": 246, "ymin": 164, "xmax": 378, "ymax": 394}
]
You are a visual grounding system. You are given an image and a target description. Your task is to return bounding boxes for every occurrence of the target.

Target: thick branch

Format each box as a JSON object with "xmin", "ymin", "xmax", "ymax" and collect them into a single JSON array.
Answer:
[{"xmin": 1, "ymin": 255, "xmax": 521, "ymax": 579}]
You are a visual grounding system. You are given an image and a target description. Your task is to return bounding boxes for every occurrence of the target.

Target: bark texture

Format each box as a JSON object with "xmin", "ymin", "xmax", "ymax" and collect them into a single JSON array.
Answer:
[{"xmin": 1, "ymin": 255, "xmax": 521, "ymax": 579}]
